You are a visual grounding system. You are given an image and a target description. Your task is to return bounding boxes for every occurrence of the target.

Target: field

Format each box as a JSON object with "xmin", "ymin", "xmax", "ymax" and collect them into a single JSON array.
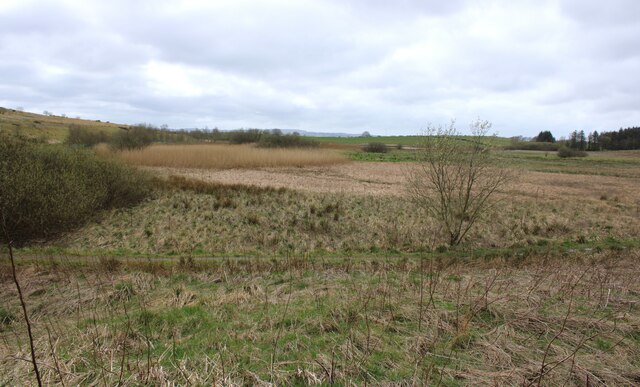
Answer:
[
  {"xmin": 0, "ymin": 107, "xmax": 124, "ymax": 142},
  {"xmin": 3, "ymin": 135, "xmax": 640, "ymax": 385},
  {"xmin": 308, "ymin": 135, "xmax": 514, "ymax": 147}
]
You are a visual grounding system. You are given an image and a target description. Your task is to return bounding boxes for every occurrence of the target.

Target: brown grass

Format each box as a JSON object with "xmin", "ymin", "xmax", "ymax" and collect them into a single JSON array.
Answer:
[
  {"xmin": 1, "ymin": 252, "xmax": 639, "ymax": 385},
  {"xmin": 151, "ymin": 162, "xmax": 640, "ymax": 205},
  {"xmin": 97, "ymin": 143, "xmax": 349, "ymax": 169}
]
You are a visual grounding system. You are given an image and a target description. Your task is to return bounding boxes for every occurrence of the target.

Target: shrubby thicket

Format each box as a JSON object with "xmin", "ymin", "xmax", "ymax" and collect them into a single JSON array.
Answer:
[{"xmin": 0, "ymin": 134, "xmax": 152, "ymax": 243}]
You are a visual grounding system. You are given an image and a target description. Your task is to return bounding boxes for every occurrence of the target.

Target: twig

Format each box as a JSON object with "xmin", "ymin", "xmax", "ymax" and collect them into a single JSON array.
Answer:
[{"xmin": 2, "ymin": 214, "xmax": 43, "ymax": 387}]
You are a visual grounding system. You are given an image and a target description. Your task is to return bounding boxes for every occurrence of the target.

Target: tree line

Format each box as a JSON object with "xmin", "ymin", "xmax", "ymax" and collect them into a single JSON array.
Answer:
[
  {"xmin": 534, "ymin": 126, "xmax": 640, "ymax": 151},
  {"xmin": 67, "ymin": 125, "xmax": 318, "ymax": 149}
]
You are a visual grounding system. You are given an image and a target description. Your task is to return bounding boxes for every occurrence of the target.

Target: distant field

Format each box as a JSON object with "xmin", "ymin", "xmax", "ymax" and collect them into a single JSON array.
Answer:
[
  {"xmin": 496, "ymin": 150, "xmax": 640, "ymax": 178},
  {"xmin": 0, "ymin": 107, "xmax": 124, "ymax": 142},
  {"xmin": 349, "ymin": 148, "xmax": 640, "ymax": 178},
  {"xmin": 307, "ymin": 135, "xmax": 513, "ymax": 147}
]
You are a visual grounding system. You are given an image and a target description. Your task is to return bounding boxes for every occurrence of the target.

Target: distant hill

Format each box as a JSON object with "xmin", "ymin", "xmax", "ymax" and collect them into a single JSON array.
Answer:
[
  {"xmin": 0, "ymin": 107, "xmax": 126, "ymax": 143},
  {"xmin": 191, "ymin": 128, "xmax": 360, "ymax": 137},
  {"xmin": 275, "ymin": 129, "xmax": 359, "ymax": 137}
]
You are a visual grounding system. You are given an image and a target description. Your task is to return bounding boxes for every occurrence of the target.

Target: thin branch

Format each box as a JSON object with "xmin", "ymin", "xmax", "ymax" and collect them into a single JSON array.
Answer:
[{"xmin": 2, "ymin": 213, "xmax": 43, "ymax": 387}]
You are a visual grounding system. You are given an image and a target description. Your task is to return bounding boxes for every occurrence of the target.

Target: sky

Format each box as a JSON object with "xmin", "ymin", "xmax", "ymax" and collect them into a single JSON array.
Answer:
[{"xmin": 1, "ymin": 0, "xmax": 639, "ymax": 137}]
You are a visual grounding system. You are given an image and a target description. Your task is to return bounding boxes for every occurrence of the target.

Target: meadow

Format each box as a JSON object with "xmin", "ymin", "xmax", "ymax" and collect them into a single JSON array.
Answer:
[{"xmin": 2, "ymin": 118, "xmax": 640, "ymax": 385}]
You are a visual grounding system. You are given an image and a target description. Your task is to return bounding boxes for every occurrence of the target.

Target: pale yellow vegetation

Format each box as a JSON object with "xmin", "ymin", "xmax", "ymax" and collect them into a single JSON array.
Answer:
[{"xmin": 97, "ymin": 143, "xmax": 348, "ymax": 169}]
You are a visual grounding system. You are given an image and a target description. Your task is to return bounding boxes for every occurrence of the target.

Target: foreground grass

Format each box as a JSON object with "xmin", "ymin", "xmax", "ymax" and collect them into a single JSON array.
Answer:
[
  {"xmin": 98, "ymin": 143, "xmax": 349, "ymax": 169},
  {"xmin": 1, "ymin": 251, "xmax": 639, "ymax": 385}
]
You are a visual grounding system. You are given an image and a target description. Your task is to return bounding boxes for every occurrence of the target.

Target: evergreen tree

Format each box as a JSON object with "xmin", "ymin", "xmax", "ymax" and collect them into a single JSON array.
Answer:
[
  {"xmin": 578, "ymin": 130, "xmax": 587, "ymax": 150},
  {"xmin": 569, "ymin": 130, "xmax": 578, "ymax": 149},
  {"xmin": 535, "ymin": 130, "xmax": 556, "ymax": 142}
]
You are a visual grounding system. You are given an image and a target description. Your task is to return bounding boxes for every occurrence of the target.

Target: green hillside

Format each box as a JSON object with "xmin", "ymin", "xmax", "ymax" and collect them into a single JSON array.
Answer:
[{"xmin": 0, "ymin": 107, "xmax": 126, "ymax": 143}]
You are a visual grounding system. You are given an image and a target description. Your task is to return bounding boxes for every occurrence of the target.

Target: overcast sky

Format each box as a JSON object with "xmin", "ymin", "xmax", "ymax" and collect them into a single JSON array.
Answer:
[{"xmin": 1, "ymin": 0, "xmax": 639, "ymax": 136}]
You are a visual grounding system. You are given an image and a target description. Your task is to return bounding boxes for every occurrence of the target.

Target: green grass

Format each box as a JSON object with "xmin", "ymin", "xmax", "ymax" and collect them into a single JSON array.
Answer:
[
  {"xmin": 348, "ymin": 148, "xmax": 640, "ymax": 177},
  {"xmin": 496, "ymin": 150, "xmax": 640, "ymax": 177},
  {"xmin": 349, "ymin": 149, "xmax": 420, "ymax": 162}
]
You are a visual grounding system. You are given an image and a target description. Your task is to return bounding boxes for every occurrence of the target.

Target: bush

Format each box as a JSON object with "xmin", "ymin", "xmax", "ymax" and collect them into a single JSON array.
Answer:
[
  {"xmin": 407, "ymin": 119, "xmax": 511, "ymax": 246},
  {"xmin": 257, "ymin": 133, "xmax": 319, "ymax": 148},
  {"xmin": 66, "ymin": 124, "xmax": 111, "ymax": 147},
  {"xmin": 110, "ymin": 125, "xmax": 154, "ymax": 150},
  {"xmin": 228, "ymin": 129, "xmax": 265, "ymax": 144},
  {"xmin": 0, "ymin": 134, "xmax": 153, "ymax": 243},
  {"xmin": 557, "ymin": 146, "xmax": 587, "ymax": 158},
  {"xmin": 362, "ymin": 142, "xmax": 388, "ymax": 153}
]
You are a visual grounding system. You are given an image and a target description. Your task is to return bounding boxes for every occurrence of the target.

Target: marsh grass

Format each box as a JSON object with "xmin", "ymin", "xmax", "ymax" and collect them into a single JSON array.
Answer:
[
  {"xmin": 43, "ymin": 171, "xmax": 640, "ymax": 257},
  {"xmin": 98, "ymin": 143, "xmax": 348, "ymax": 169},
  {"xmin": 1, "ymin": 251, "xmax": 639, "ymax": 385}
]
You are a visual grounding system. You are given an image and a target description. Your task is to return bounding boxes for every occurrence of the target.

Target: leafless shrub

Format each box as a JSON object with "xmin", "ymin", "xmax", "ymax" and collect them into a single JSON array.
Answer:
[{"xmin": 407, "ymin": 119, "xmax": 512, "ymax": 246}]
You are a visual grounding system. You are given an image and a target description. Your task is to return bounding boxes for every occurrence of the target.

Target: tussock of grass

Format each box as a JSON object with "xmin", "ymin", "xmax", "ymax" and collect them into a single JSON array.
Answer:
[
  {"xmin": 99, "ymin": 143, "xmax": 348, "ymax": 169},
  {"xmin": 162, "ymin": 175, "xmax": 287, "ymax": 196}
]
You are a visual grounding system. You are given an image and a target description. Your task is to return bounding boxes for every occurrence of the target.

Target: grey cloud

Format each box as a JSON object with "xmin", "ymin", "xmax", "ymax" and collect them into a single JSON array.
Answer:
[
  {"xmin": 560, "ymin": 0, "xmax": 640, "ymax": 26},
  {"xmin": 0, "ymin": 0, "xmax": 638, "ymax": 136}
]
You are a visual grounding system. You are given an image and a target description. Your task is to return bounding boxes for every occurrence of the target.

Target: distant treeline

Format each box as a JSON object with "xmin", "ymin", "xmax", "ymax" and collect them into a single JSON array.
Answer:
[
  {"xmin": 508, "ymin": 127, "xmax": 640, "ymax": 152},
  {"xmin": 66, "ymin": 125, "xmax": 319, "ymax": 149},
  {"xmin": 564, "ymin": 127, "xmax": 640, "ymax": 151}
]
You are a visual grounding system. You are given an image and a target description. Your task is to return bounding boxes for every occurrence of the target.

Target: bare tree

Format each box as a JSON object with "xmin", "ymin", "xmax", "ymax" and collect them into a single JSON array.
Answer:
[{"xmin": 407, "ymin": 119, "xmax": 511, "ymax": 246}]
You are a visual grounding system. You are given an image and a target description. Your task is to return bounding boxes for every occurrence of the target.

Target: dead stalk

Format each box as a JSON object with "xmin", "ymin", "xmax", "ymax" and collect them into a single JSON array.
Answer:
[{"xmin": 2, "ymin": 214, "xmax": 43, "ymax": 387}]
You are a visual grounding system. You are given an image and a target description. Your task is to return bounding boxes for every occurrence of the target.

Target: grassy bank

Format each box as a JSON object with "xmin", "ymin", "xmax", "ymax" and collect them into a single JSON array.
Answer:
[{"xmin": 0, "ymin": 107, "xmax": 124, "ymax": 143}]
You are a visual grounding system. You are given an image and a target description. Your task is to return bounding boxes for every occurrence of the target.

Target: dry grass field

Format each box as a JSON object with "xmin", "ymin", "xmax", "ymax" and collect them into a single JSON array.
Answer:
[
  {"xmin": 1, "ymin": 252, "xmax": 639, "ymax": 385},
  {"xmin": 99, "ymin": 143, "xmax": 349, "ymax": 169},
  {"xmin": 4, "ymin": 141, "xmax": 640, "ymax": 385},
  {"xmin": 34, "ymin": 153, "xmax": 636, "ymax": 257}
]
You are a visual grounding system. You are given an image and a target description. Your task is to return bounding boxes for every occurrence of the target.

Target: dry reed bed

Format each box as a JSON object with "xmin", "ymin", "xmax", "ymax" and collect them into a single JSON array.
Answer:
[
  {"xmin": 99, "ymin": 143, "xmax": 348, "ymax": 169},
  {"xmin": 1, "ymin": 252, "xmax": 639, "ymax": 385},
  {"xmin": 155, "ymin": 162, "xmax": 640, "ymax": 205}
]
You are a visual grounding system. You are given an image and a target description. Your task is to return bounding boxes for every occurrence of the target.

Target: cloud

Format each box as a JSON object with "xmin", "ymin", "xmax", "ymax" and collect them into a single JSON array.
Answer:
[{"xmin": 0, "ymin": 0, "xmax": 639, "ymax": 136}]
